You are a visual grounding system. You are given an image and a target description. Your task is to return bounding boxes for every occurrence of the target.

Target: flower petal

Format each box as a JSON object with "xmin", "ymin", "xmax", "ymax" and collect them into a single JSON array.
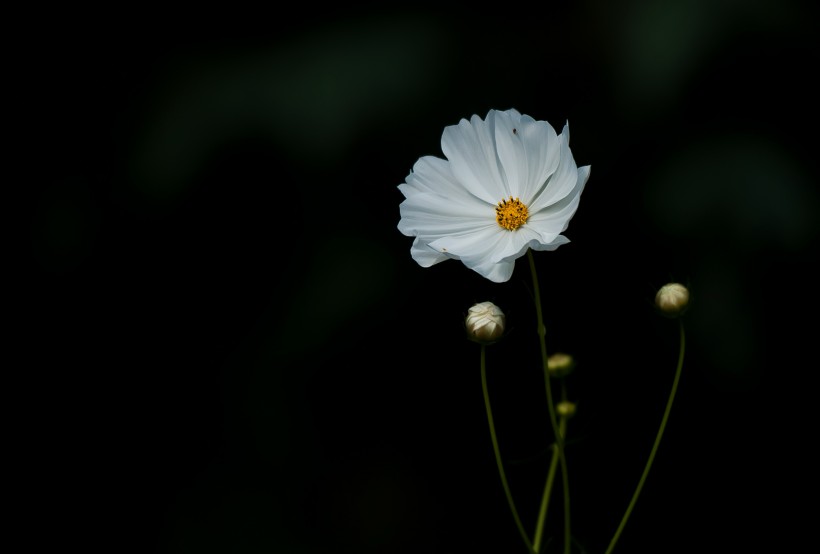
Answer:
[
  {"xmin": 398, "ymin": 155, "xmax": 482, "ymax": 206},
  {"xmin": 398, "ymin": 191, "xmax": 492, "ymax": 238},
  {"xmin": 529, "ymin": 122, "xmax": 580, "ymax": 213},
  {"xmin": 409, "ymin": 237, "xmax": 450, "ymax": 267},
  {"xmin": 427, "ymin": 225, "xmax": 504, "ymax": 260},
  {"xmin": 530, "ymin": 234, "xmax": 571, "ymax": 251},
  {"xmin": 492, "ymin": 110, "xmax": 525, "ymax": 198},
  {"xmin": 441, "ymin": 111, "xmax": 508, "ymax": 204},
  {"xmin": 494, "ymin": 110, "xmax": 560, "ymax": 203},
  {"xmin": 488, "ymin": 226, "xmax": 548, "ymax": 264},
  {"xmin": 462, "ymin": 255, "xmax": 516, "ymax": 283},
  {"xmin": 527, "ymin": 164, "xmax": 590, "ymax": 240}
]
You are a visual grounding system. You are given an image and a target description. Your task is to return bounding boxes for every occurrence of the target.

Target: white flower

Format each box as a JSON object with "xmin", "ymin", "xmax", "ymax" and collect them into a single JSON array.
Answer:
[{"xmin": 398, "ymin": 108, "xmax": 590, "ymax": 283}]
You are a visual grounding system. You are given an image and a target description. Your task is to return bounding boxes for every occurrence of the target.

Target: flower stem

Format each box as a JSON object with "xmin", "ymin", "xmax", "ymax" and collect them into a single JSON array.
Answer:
[
  {"xmin": 481, "ymin": 344, "xmax": 536, "ymax": 554},
  {"xmin": 533, "ymin": 416, "xmax": 566, "ymax": 551},
  {"xmin": 526, "ymin": 249, "xmax": 571, "ymax": 554},
  {"xmin": 603, "ymin": 319, "xmax": 686, "ymax": 554}
]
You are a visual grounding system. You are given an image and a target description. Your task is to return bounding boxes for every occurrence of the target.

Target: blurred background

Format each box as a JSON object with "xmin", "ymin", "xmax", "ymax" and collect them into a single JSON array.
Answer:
[{"xmin": 20, "ymin": 1, "xmax": 819, "ymax": 553}]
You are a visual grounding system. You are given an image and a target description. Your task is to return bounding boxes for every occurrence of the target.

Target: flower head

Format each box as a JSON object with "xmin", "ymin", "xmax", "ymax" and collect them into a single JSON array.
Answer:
[
  {"xmin": 655, "ymin": 283, "xmax": 690, "ymax": 317},
  {"xmin": 556, "ymin": 401, "xmax": 577, "ymax": 419},
  {"xmin": 398, "ymin": 109, "xmax": 590, "ymax": 283},
  {"xmin": 465, "ymin": 301, "xmax": 506, "ymax": 343},
  {"xmin": 547, "ymin": 352, "xmax": 576, "ymax": 378}
]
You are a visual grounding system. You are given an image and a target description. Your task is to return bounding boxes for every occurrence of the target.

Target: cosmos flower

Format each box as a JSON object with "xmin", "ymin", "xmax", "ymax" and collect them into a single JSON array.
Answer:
[{"xmin": 397, "ymin": 109, "xmax": 590, "ymax": 283}]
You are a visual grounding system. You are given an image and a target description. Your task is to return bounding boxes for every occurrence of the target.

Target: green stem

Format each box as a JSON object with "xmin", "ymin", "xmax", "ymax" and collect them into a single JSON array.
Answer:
[
  {"xmin": 526, "ymin": 249, "xmax": 571, "ymax": 554},
  {"xmin": 533, "ymin": 416, "xmax": 566, "ymax": 551},
  {"xmin": 481, "ymin": 344, "xmax": 536, "ymax": 554},
  {"xmin": 603, "ymin": 319, "xmax": 686, "ymax": 554}
]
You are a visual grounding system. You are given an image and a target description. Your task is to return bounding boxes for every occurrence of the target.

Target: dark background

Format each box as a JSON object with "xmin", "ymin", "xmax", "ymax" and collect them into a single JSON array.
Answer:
[{"xmin": 20, "ymin": 1, "xmax": 819, "ymax": 553}]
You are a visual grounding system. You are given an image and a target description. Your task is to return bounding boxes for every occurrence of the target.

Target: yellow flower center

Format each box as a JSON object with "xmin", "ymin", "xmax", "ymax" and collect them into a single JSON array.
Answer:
[{"xmin": 495, "ymin": 196, "xmax": 529, "ymax": 231}]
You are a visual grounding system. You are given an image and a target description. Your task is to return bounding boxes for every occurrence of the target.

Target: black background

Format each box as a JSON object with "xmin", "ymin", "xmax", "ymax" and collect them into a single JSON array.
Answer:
[{"xmin": 19, "ymin": 2, "xmax": 819, "ymax": 553}]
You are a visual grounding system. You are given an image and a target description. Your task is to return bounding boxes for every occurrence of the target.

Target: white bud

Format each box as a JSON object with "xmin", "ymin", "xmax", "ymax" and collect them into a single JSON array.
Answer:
[
  {"xmin": 655, "ymin": 283, "xmax": 690, "ymax": 317},
  {"xmin": 466, "ymin": 301, "xmax": 506, "ymax": 343}
]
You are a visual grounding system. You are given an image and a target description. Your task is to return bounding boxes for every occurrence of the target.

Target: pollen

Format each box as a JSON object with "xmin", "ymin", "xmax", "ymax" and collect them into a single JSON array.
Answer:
[{"xmin": 495, "ymin": 197, "xmax": 529, "ymax": 231}]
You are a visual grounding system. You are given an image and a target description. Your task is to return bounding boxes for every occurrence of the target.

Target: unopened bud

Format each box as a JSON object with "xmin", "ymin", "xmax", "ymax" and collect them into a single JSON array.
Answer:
[
  {"xmin": 556, "ymin": 401, "xmax": 577, "ymax": 419},
  {"xmin": 655, "ymin": 283, "xmax": 690, "ymax": 317},
  {"xmin": 466, "ymin": 301, "xmax": 506, "ymax": 343},
  {"xmin": 547, "ymin": 353, "xmax": 575, "ymax": 378}
]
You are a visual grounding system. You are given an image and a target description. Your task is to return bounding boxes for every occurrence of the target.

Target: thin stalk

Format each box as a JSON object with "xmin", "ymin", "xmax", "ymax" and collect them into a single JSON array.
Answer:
[
  {"xmin": 533, "ymin": 417, "xmax": 566, "ymax": 551},
  {"xmin": 603, "ymin": 320, "xmax": 686, "ymax": 554},
  {"xmin": 526, "ymin": 249, "xmax": 571, "ymax": 554},
  {"xmin": 481, "ymin": 344, "xmax": 536, "ymax": 554}
]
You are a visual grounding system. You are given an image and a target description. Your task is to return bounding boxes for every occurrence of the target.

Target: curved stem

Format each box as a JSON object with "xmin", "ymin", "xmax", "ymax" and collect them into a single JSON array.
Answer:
[
  {"xmin": 526, "ymin": 249, "xmax": 571, "ymax": 554},
  {"xmin": 481, "ymin": 344, "xmax": 535, "ymax": 554},
  {"xmin": 603, "ymin": 320, "xmax": 686, "ymax": 554}
]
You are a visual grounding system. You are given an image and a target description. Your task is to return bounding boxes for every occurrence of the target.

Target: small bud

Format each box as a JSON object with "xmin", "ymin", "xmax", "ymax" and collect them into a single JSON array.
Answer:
[
  {"xmin": 466, "ymin": 301, "xmax": 506, "ymax": 343},
  {"xmin": 556, "ymin": 401, "xmax": 577, "ymax": 419},
  {"xmin": 547, "ymin": 352, "xmax": 575, "ymax": 378},
  {"xmin": 655, "ymin": 283, "xmax": 690, "ymax": 317}
]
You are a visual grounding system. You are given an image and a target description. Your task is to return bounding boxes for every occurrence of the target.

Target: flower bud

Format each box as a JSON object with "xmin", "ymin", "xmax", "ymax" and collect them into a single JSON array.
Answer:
[
  {"xmin": 556, "ymin": 401, "xmax": 577, "ymax": 419},
  {"xmin": 466, "ymin": 301, "xmax": 506, "ymax": 343},
  {"xmin": 655, "ymin": 283, "xmax": 690, "ymax": 317},
  {"xmin": 547, "ymin": 353, "xmax": 575, "ymax": 378}
]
